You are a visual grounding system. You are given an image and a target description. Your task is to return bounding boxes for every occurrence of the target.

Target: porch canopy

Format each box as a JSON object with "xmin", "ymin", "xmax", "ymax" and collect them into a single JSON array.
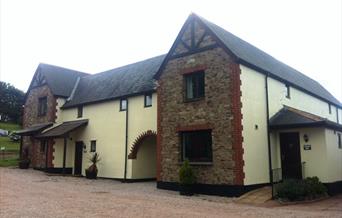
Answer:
[
  {"xmin": 36, "ymin": 119, "xmax": 88, "ymax": 138},
  {"xmin": 270, "ymin": 106, "xmax": 342, "ymax": 131},
  {"xmin": 15, "ymin": 122, "xmax": 53, "ymax": 136},
  {"xmin": 36, "ymin": 119, "xmax": 88, "ymax": 174}
]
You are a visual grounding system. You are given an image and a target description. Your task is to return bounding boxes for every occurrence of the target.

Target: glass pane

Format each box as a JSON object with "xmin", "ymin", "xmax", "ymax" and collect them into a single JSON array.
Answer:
[
  {"xmin": 121, "ymin": 99, "xmax": 127, "ymax": 110},
  {"xmin": 186, "ymin": 76, "xmax": 194, "ymax": 99},
  {"xmin": 182, "ymin": 130, "xmax": 212, "ymax": 162},
  {"xmin": 145, "ymin": 94, "xmax": 152, "ymax": 106}
]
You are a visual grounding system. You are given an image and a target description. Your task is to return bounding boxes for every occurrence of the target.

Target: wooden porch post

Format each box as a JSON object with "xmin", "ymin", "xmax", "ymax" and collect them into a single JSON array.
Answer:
[
  {"xmin": 62, "ymin": 136, "xmax": 67, "ymax": 175},
  {"xmin": 19, "ymin": 136, "xmax": 23, "ymax": 159}
]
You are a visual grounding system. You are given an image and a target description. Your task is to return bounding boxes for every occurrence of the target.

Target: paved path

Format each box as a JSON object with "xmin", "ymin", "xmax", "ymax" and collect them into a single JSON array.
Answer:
[{"xmin": 0, "ymin": 168, "xmax": 341, "ymax": 218}]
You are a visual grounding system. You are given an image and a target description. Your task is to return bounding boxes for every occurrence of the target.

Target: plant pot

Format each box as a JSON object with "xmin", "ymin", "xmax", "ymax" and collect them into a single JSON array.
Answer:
[
  {"xmin": 85, "ymin": 169, "xmax": 97, "ymax": 179},
  {"xmin": 18, "ymin": 160, "xmax": 30, "ymax": 169},
  {"xmin": 179, "ymin": 184, "xmax": 194, "ymax": 196}
]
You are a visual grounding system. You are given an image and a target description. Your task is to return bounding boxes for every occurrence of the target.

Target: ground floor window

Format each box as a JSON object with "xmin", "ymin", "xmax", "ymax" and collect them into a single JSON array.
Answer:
[
  {"xmin": 181, "ymin": 130, "xmax": 212, "ymax": 162},
  {"xmin": 90, "ymin": 140, "xmax": 96, "ymax": 152}
]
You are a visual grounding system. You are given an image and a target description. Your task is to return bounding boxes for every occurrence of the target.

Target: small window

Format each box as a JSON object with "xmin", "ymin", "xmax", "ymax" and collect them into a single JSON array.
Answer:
[
  {"xmin": 40, "ymin": 140, "xmax": 47, "ymax": 153},
  {"xmin": 181, "ymin": 130, "xmax": 212, "ymax": 162},
  {"xmin": 328, "ymin": 104, "xmax": 332, "ymax": 114},
  {"xmin": 338, "ymin": 133, "xmax": 341, "ymax": 149},
  {"xmin": 144, "ymin": 94, "xmax": 152, "ymax": 107},
  {"xmin": 77, "ymin": 106, "xmax": 83, "ymax": 118},
  {"xmin": 286, "ymin": 84, "xmax": 290, "ymax": 99},
  {"xmin": 184, "ymin": 71, "xmax": 205, "ymax": 101},
  {"xmin": 90, "ymin": 140, "xmax": 96, "ymax": 152},
  {"xmin": 38, "ymin": 97, "xmax": 47, "ymax": 116},
  {"xmin": 120, "ymin": 99, "xmax": 127, "ymax": 111}
]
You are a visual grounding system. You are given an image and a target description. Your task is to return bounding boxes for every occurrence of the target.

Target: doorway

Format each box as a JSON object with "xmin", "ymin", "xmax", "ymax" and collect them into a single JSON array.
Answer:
[
  {"xmin": 279, "ymin": 132, "xmax": 302, "ymax": 180},
  {"xmin": 74, "ymin": 141, "xmax": 83, "ymax": 175}
]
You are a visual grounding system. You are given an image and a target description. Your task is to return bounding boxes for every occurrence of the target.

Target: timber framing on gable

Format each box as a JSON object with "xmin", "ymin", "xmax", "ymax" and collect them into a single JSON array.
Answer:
[{"xmin": 170, "ymin": 17, "xmax": 219, "ymax": 60}]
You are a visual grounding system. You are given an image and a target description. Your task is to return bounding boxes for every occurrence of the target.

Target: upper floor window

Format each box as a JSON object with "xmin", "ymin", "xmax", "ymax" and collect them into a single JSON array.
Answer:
[
  {"xmin": 328, "ymin": 104, "xmax": 332, "ymax": 114},
  {"xmin": 144, "ymin": 93, "xmax": 152, "ymax": 107},
  {"xmin": 120, "ymin": 99, "xmax": 127, "ymax": 111},
  {"xmin": 184, "ymin": 71, "xmax": 205, "ymax": 101},
  {"xmin": 38, "ymin": 96, "xmax": 47, "ymax": 117},
  {"xmin": 181, "ymin": 130, "xmax": 212, "ymax": 163},
  {"xmin": 285, "ymin": 84, "xmax": 291, "ymax": 99},
  {"xmin": 77, "ymin": 106, "xmax": 83, "ymax": 118}
]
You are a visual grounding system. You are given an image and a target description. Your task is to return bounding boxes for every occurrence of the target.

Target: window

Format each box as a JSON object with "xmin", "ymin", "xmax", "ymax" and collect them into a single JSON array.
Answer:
[
  {"xmin": 328, "ymin": 104, "xmax": 332, "ymax": 114},
  {"xmin": 184, "ymin": 71, "xmax": 205, "ymax": 101},
  {"xmin": 181, "ymin": 130, "xmax": 212, "ymax": 162},
  {"xmin": 77, "ymin": 106, "xmax": 83, "ymax": 118},
  {"xmin": 286, "ymin": 84, "xmax": 290, "ymax": 99},
  {"xmin": 38, "ymin": 97, "xmax": 47, "ymax": 116},
  {"xmin": 90, "ymin": 140, "xmax": 96, "ymax": 152},
  {"xmin": 144, "ymin": 94, "xmax": 152, "ymax": 107},
  {"xmin": 338, "ymin": 133, "xmax": 341, "ymax": 149},
  {"xmin": 40, "ymin": 140, "xmax": 48, "ymax": 153},
  {"xmin": 120, "ymin": 99, "xmax": 127, "ymax": 111}
]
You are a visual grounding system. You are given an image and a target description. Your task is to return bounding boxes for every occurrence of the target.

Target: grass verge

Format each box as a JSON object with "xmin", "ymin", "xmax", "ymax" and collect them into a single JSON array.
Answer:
[
  {"xmin": 0, "ymin": 122, "xmax": 21, "ymax": 132},
  {"xmin": 0, "ymin": 158, "xmax": 19, "ymax": 167},
  {"xmin": 0, "ymin": 137, "xmax": 20, "ymax": 151}
]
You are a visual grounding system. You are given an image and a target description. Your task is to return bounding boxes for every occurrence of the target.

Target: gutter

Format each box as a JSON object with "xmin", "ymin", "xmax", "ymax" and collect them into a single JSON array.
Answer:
[
  {"xmin": 124, "ymin": 99, "xmax": 129, "ymax": 181},
  {"xmin": 265, "ymin": 74, "xmax": 274, "ymax": 197}
]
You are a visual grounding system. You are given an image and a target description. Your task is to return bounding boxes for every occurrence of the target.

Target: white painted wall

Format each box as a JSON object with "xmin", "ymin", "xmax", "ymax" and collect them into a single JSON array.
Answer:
[
  {"xmin": 240, "ymin": 65, "xmax": 342, "ymax": 185},
  {"xmin": 52, "ymin": 93, "xmax": 157, "ymax": 179}
]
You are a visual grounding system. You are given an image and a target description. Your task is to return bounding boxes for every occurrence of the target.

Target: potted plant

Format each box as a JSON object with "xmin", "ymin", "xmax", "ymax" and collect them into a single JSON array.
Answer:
[
  {"xmin": 179, "ymin": 159, "xmax": 196, "ymax": 196},
  {"xmin": 85, "ymin": 152, "xmax": 100, "ymax": 179},
  {"xmin": 18, "ymin": 147, "xmax": 30, "ymax": 169}
]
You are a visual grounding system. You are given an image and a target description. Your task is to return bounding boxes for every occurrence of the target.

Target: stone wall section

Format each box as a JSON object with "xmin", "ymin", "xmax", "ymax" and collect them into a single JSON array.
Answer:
[
  {"xmin": 22, "ymin": 85, "xmax": 57, "ymax": 168},
  {"xmin": 158, "ymin": 47, "xmax": 244, "ymax": 185}
]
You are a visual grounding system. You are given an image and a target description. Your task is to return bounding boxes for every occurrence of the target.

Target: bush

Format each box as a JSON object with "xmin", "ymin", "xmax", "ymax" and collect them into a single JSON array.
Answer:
[
  {"xmin": 179, "ymin": 159, "xmax": 196, "ymax": 185},
  {"xmin": 276, "ymin": 177, "xmax": 327, "ymax": 201}
]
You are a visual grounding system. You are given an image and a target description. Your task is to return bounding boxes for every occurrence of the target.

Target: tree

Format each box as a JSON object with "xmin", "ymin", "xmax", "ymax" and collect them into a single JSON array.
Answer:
[{"xmin": 0, "ymin": 81, "xmax": 25, "ymax": 124}]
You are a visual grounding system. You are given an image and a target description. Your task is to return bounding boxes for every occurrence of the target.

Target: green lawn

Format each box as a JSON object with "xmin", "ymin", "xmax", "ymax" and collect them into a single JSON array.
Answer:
[
  {"xmin": 0, "ymin": 158, "xmax": 19, "ymax": 167},
  {"xmin": 0, "ymin": 122, "xmax": 21, "ymax": 132},
  {"xmin": 0, "ymin": 137, "xmax": 20, "ymax": 151}
]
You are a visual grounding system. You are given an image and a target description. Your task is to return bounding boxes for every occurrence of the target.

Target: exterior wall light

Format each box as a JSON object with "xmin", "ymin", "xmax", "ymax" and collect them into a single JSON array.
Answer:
[{"xmin": 303, "ymin": 134, "xmax": 309, "ymax": 142}]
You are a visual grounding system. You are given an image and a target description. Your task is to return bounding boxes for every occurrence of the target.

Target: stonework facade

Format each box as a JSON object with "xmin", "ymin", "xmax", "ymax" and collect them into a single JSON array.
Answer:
[
  {"xmin": 23, "ymin": 84, "xmax": 57, "ymax": 168},
  {"xmin": 157, "ymin": 46, "xmax": 244, "ymax": 185}
]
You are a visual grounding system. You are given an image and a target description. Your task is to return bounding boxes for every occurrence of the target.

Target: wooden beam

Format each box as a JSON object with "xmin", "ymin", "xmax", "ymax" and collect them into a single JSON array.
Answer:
[{"xmin": 62, "ymin": 137, "xmax": 67, "ymax": 175}]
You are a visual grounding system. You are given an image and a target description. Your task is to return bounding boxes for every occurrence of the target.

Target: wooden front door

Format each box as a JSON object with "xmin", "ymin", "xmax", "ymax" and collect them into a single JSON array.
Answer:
[
  {"xmin": 279, "ymin": 132, "xmax": 302, "ymax": 179},
  {"xmin": 74, "ymin": 141, "xmax": 83, "ymax": 175}
]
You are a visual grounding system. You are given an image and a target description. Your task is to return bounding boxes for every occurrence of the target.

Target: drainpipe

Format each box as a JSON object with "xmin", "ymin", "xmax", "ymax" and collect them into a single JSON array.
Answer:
[
  {"xmin": 265, "ymin": 74, "xmax": 273, "ymax": 197},
  {"xmin": 124, "ymin": 99, "xmax": 129, "ymax": 181}
]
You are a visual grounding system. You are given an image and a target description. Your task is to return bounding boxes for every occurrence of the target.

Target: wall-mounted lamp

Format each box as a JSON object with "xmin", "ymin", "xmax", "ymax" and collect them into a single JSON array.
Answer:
[
  {"xmin": 303, "ymin": 134, "xmax": 309, "ymax": 142},
  {"xmin": 255, "ymin": 124, "xmax": 258, "ymax": 130}
]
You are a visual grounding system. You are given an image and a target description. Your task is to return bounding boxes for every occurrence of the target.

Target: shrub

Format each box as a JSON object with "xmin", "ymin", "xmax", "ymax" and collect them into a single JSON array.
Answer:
[
  {"xmin": 179, "ymin": 159, "xmax": 196, "ymax": 185},
  {"xmin": 276, "ymin": 177, "xmax": 327, "ymax": 201}
]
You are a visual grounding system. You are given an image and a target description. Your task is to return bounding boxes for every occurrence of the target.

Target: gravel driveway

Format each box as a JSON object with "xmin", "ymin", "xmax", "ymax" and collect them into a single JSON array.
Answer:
[{"xmin": 0, "ymin": 168, "xmax": 341, "ymax": 218}]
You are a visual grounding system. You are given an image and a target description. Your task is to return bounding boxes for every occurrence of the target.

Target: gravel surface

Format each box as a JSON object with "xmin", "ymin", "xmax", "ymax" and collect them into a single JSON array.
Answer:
[{"xmin": 0, "ymin": 168, "xmax": 341, "ymax": 218}]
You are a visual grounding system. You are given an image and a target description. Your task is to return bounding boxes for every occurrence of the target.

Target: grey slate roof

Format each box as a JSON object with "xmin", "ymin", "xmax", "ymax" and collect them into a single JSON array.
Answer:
[
  {"xmin": 269, "ymin": 107, "xmax": 342, "ymax": 131},
  {"xmin": 63, "ymin": 55, "xmax": 166, "ymax": 108},
  {"xmin": 36, "ymin": 119, "xmax": 88, "ymax": 138},
  {"xmin": 195, "ymin": 14, "xmax": 341, "ymax": 106},
  {"xmin": 36, "ymin": 63, "xmax": 88, "ymax": 97},
  {"xmin": 15, "ymin": 122, "xmax": 53, "ymax": 136}
]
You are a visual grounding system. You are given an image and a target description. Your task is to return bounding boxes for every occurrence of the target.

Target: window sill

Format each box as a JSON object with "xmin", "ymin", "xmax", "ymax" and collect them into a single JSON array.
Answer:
[
  {"xmin": 179, "ymin": 161, "xmax": 213, "ymax": 166},
  {"xmin": 183, "ymin": 97, "xmax": 205, "ymax": 103}
]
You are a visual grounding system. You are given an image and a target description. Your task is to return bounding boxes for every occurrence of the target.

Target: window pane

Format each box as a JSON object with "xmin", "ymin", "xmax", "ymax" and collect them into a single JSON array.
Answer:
[
  {"xmin": 90, "ymin": 140, "xmax": 96, "ymax": 152},
  {"xmin": 120, "ymin": 99, "xmax": 127, "ymax": 111},
  {"xmin": 145, "ymin": 94, "xmax": 152, "ymax": 107},
  {"xmin": 182, "ymin": 130, "xmax": 212, "ymax": 162},
  {"xmin": 77, "ymin": 106, "xmax": 83, "ymax": 118},
  {"xmin": 185, "ymin": 71, "xmax": 204, "ymax": 100}
]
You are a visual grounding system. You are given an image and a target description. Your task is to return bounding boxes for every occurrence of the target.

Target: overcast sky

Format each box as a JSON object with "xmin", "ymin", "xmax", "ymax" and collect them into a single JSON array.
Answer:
[{"xmin": 0, "ymin": 0, "xmax": 341, "ymax": 101}]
